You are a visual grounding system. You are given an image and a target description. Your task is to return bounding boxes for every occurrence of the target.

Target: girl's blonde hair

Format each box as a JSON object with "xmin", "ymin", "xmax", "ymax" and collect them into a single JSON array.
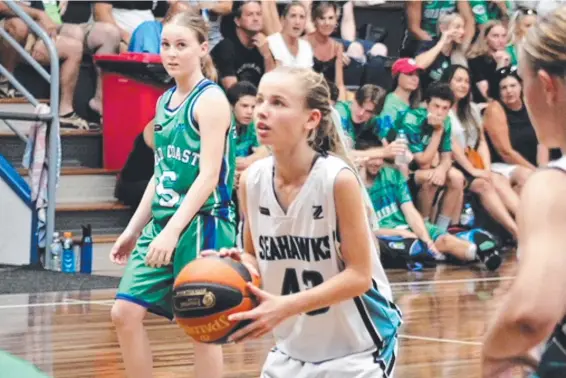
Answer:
[
  {"xmin": 522, "ymin": 5, "xmax": 566, "ymax": 79},
  {"xmin": 275, "ymin": 67, "xmax": 379, "ymax": 230},
  {"xmin": 437, "ymin": 13, "xmax": 468, "ymax": 67},
  {"xmin": 466, "ymin": 20, "xmax": 505, "ymax": 59},
  {"xmin": 166, "ymin": 10, "xmax": 218, "ymax": 82}
]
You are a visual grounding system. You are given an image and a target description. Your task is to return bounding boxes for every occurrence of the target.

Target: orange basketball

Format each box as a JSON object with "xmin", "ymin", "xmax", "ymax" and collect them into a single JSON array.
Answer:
[{"xmin": 172, "ymin": 254, "xmax": 261, "ymax": 344}]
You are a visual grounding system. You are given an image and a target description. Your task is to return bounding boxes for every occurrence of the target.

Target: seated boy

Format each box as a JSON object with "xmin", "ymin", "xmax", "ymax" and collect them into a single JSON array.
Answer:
[
  {"xmin": 392, "ymin": 82, "xmax": 465, "ymax": 231},
  {"xmin": 361, "ymin": 149, "xmax": 501, "ymax": 271}
]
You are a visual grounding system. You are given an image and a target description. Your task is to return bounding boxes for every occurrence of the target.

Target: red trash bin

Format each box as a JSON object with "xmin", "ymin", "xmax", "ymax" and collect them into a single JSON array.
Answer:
[{"xmin": 94, "ymin": 53, "xmax": 174, "ymax": 170}]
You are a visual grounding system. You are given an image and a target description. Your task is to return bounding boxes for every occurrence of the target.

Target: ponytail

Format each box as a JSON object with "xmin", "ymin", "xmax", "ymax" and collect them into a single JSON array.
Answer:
[{"xmin": 201, "ymin": 54, "xmax": 218, "ymax": 82}]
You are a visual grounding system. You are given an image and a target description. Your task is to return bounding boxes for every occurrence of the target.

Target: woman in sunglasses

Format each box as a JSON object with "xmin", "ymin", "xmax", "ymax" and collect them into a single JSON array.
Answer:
[{"xmin": 481, "ymin": 5, "xmax": 566, "ymax": 377}]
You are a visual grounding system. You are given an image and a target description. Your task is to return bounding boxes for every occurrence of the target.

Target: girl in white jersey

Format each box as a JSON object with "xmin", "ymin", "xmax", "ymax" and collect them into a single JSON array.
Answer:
[
  {"xmin": 211, "ymin": 67, "xmax": 402, "ymax": 378},
  {"xmin": 481, "ymin": 6, "xmax": 566, "ymax": 377}
]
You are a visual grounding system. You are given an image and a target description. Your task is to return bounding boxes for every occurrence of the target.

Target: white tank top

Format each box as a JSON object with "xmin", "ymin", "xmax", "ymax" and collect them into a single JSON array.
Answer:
[{"xmin": 245, "ymin": 155, "xmax": 402, "ymax": 363}]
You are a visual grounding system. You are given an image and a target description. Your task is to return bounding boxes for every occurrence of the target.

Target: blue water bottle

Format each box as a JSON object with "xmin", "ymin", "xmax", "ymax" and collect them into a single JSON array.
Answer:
[
  {"xmin": 61, "ymin": 232, "xmax": 76, "ymax": 273},
  {"xmin": 80, "ymin": 224, "xmax": 93, "ymax": 274}
]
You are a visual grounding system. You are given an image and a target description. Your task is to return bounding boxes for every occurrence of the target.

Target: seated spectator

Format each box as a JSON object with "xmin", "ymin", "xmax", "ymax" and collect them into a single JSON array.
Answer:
[
  {"xmin": 226, "ymin": 81, "xmax": 268, "ymax": 182},
  {"xmin": 505, "ymin": 7, "xmax": 537, "ymax": 66},
  {"xmin": 403, "ymin": 0, "xmax": 475, "ymax": 57},
  {"xmin": 211, "ymin": 1, "xmax": 275, "ymax": 89},
  {"xmin": 128, "ymin": 1, "xmax": 233, "ymax": 54},
  {"xmin": 305, "ymin": 2, "xmax": 345, "ymax": 100},
  {"xmin": 115, "ymin": 121, "xmax": 154, "ymax": 213},
  {"xmin": 396, "ymin": 82, "xmax": 465, "ymax": 232},
  {"xmin": 415, "ymin": 13, "xmax": 468, "ymax": 90},
  {"xmin": 333, "ymin": 1, "xmax": 388, "ymax": 61},
  {"xmin": 362, "ymin": 152, "xmax": 501, "ymax": 270},
  {"xmin": 380, "ymin": 58, "xmax": 422, "ymax": 128},
  {"xmin": 200, "ymin": 1, "xmax": 234, "ymax": 50},
  {"xmin": 334, "ymin": 84, "xmax": 387, "ymax": 149},
  {"xmin": 128, "ymin": 1, "xmax": 191, "ymax": 54},
  {"xmin": 93, "ymin": 1, "xmax": 160, "ymax": 52},
  {"xmin": 483, "ymin": 66, "xmax": 543, "ymax": 192},
  {"xmin": 440, "ymin": 65, "xmax": 518, "ymax": 239},
  {"xmin": 37, "ymin": 0, "xmax": 122, "ymax": 117},
  {"xmin": 0, "ymin": 1, "xmax": 96, "ymax": 129},
  {"xmin": 267, "ymin": 2, "xmax": 313, "ymax": 69},
  {"xmin": 466, "ymin": 20, "xmax": 509, "ymax": 102}
]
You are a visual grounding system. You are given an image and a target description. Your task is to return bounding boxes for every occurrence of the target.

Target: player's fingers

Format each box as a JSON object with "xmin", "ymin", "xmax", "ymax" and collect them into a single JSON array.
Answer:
[
  {"xmin": 238, "ymin": 327, "xmax": 268, "ymax": 343},
  {"xmin": 228, "ymin": 307, "xmax": 259, "ymax": 322},
  {"xmin": 228, "ymin": 319, "xmax": 261, "ymax": 343},
  {"xmin": 157, "ymin": 249, "xmax": 168, "ymax": 268},
  {"xmin": 242, "ymin": 262, "xmax": 259, "ymax": 277},
  {"xmin": 246, "ymin": 283, "xmax": 270, "ymax": 301},
  {"xmin": 162, "ymin": 250, "xmax": 174, "ymax": 266},
  {"xmin": 145, "ymin": 248, "xmax": 156, "ymax": 267}
]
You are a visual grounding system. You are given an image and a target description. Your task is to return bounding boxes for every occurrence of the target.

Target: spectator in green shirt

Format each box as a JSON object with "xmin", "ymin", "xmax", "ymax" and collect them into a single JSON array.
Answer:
[
  {"xmin": 335, "ymin": 84, "xmax": 408, "ymax": 164},
  {"xmin": 361, "ymin": 150, "xmax": 501, "ymax": 271},
  {"xmin": 397, "ymin": 82, "xmax": 465, "ymax": 232},
  {"xmin": 380, "ymin": 58, "xmax": 422, "ymax": 130},
  {"xmin": 226, "ymin": 81, "xmax": 269, "ymax": 187}
]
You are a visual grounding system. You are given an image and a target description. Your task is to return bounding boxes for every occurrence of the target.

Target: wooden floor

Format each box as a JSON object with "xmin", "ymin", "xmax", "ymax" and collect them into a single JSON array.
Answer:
[{"xmin": 0, "ymin": 255, "xmax": 519, "ymax": 378}]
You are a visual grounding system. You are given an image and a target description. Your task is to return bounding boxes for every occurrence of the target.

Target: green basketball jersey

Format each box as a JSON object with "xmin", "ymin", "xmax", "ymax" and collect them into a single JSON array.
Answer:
[
  {"xmin": 422, "ymin": 0, "xmax": 457, "ymax": 37},
  {"xmin": 152, "ymin": 79, "xmax": 236, "ymax": 225}
]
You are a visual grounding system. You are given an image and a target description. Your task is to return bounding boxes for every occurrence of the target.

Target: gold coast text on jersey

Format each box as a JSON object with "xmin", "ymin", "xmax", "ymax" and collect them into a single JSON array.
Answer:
[{"xmin": 154, "ymin": 145, "xmax": 200, "ymax": 166}]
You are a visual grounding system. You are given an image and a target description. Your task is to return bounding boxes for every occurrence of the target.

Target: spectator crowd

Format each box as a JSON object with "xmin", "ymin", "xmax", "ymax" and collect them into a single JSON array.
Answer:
[{"xmin": 1, "ymin": 0, "xmax": 563, "ymax": 270}]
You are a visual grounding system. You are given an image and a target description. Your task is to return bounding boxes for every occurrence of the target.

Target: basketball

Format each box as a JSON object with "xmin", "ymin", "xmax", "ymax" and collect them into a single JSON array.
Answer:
[{"xmin": 172, "ymin": 254, "xmax": 261, "ymax": 344}]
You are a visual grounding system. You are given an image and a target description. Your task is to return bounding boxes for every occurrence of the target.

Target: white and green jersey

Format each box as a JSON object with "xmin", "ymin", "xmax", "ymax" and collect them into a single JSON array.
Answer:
[{"xmin": 152, "ymin": 79, "xmax": 236, "ymax": 225}]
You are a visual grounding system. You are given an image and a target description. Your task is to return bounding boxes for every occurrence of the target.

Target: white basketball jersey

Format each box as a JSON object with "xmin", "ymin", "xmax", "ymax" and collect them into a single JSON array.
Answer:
[{"xmin": 245, "ymin": 155, "xmax": 402, "ymax": 363}]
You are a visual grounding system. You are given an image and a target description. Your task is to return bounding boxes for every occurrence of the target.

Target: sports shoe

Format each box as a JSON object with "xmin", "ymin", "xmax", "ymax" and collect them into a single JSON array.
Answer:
[{"xmin": 457, "ymin": 229, "xmax": 502, "ymax": 271}]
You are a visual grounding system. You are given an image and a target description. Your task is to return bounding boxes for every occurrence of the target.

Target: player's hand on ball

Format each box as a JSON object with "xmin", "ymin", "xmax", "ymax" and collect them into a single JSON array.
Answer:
[
  {"xmin": 201, "ymin": 248, "xmax": 242, "ymax": 260},
  {"xmin": 109, "ymin": 230, "xmax": 138, "ymax": 265},
  {"xmin": 201, "ymin": 248, "xmax": 259, "ymax": 277},
  {"xmin": 227, "ymin": 283, "xmax": 292, "ymax": 343},
  {"xmin": 145, "ymin": 229, "xmax": 179, "ymax": 268}
]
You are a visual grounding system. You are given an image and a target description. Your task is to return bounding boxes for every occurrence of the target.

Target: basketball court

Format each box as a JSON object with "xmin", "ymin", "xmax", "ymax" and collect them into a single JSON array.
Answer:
[{"xmin": 0, "ymin": 255, "xmax": 518, "ymax": 377}]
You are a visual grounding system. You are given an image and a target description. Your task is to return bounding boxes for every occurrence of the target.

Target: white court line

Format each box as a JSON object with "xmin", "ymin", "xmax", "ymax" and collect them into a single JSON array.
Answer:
[
  {"xmin": 64, "ymin": 298, "xmax": 115, "ymax": 306},
  {"xmin": 0, "ymin": 298, "xmax": 115, "ymax": 310},
  {"xmin": 390, "ymin": 276, "xmax": 515, "ymax": 287},
  {"xmin": 399, "ymin": 334, "xmax": 482, "ymax": 346}
]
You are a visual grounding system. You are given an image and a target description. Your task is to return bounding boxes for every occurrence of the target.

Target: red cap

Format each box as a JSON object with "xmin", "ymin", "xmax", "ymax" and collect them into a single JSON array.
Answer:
[{"xmin": 392, "ymin": 58, "xmax": 421, "ymax": 76}]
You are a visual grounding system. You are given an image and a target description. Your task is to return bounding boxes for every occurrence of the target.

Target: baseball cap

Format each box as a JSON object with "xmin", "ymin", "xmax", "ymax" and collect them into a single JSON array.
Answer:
[{"xmin": 392, "ymin": 58, "xmax": 421, "ymax": 76}]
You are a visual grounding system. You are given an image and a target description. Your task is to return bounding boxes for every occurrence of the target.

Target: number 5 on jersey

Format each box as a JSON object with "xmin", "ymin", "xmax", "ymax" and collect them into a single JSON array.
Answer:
[
  {"xmin": 281, "ymin": 268, "xmax": 329, "ymax": 316},
  {"xmin": 156, "ymin": 171, "xmax": 180, "ymax": 207}
]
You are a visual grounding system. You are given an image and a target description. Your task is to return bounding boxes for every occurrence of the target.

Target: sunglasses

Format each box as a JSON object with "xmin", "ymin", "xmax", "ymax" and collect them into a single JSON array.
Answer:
[
  {"xmin": 518, "ymin": 7, "xmax": 537, "ymax": 16},
  {"xmin": 496, "ymin": 65, "xmax": 520, "ymax": 81}
]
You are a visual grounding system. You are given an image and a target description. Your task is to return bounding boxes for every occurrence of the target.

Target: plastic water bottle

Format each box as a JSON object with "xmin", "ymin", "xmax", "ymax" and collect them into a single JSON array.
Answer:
[
  {"xmin": 394, "ymin": 129, "xmax": 409, "ymax": 165},
  {"xmin": 61, "ymin": 232, "xmax": 76, "ymax": 273},
  {"xmin": 460, "ymin": 203, "xmax": 475, "ymax": 227},
  {"xmin": 50, "ymin": 232, "xmax": 62, "ymax": 271}
]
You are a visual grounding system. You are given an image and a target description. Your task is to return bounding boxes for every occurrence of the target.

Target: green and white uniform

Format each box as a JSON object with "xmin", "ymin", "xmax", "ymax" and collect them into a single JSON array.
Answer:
[
  {"xmin": 116, "ymin": 79, "xmax": 237, "ymax": 320},
  {"xmin": 367, "ymin": 166, "xmax": 444, "ymax": 240}
]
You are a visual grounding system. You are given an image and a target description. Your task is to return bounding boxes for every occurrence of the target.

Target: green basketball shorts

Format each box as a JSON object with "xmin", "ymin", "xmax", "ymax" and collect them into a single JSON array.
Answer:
[{"xmin": 115, "ymin": 214, "xmax": 236, "ymax": 320}]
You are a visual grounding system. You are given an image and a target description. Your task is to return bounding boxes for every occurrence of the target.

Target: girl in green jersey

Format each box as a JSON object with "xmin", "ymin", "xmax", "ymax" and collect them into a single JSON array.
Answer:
[{"xmin": 109, "ymin": 11, "xmax": 236, "ymax": 378}]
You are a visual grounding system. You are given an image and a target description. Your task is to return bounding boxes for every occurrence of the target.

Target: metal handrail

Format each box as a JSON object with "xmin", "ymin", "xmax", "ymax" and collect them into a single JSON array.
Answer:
[{"xmin": 0, "ymin": 1, "xmax": 60, "ymax": 266}]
